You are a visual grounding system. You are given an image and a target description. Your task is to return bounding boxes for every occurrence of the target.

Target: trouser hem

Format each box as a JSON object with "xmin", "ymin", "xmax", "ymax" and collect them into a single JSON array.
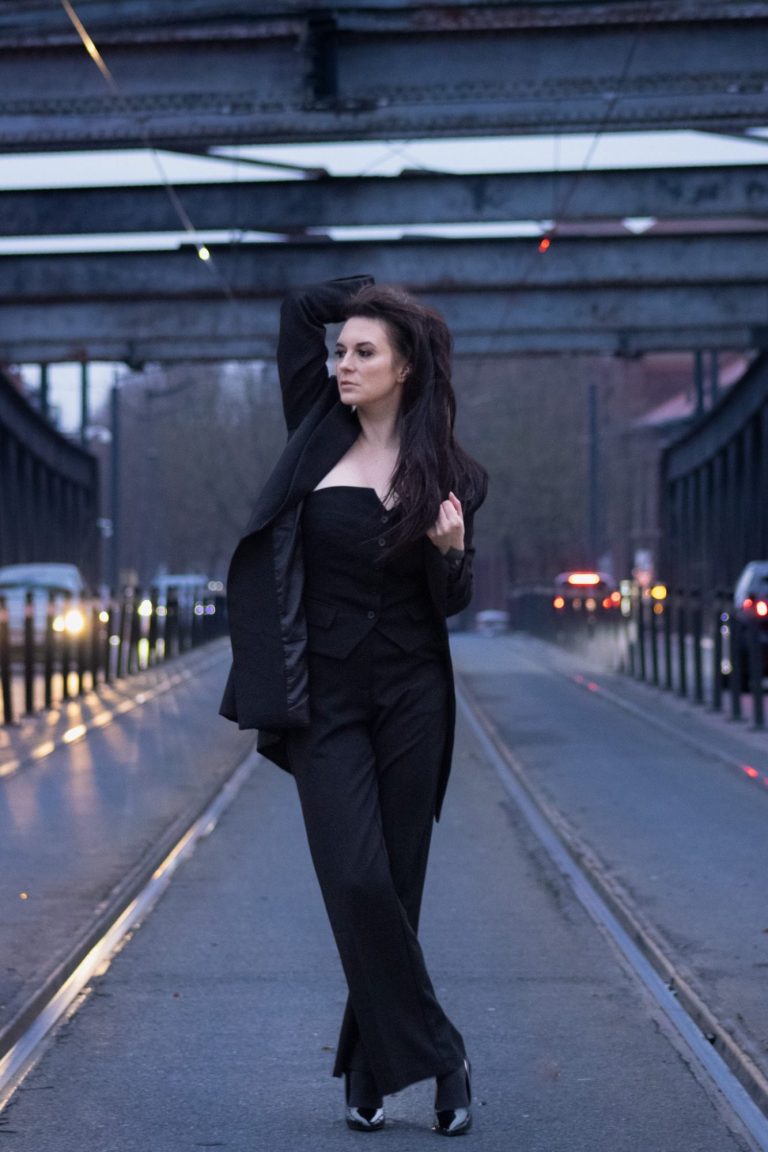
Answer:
[{"xmin": 332, "ymin": 1057, "xmax": 466, "ymax": 1099}]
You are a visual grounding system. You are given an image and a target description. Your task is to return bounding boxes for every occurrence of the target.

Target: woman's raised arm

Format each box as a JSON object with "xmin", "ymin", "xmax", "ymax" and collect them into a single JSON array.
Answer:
[{"xmin": 277, "ymin": 276, "xmax": 374, "ymax": 433}]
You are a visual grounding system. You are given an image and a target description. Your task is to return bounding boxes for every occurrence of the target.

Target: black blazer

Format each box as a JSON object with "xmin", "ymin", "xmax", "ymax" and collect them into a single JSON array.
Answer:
[{"xmin": 220, "ymin": 277, "xmax": 481, "ymax": 819}]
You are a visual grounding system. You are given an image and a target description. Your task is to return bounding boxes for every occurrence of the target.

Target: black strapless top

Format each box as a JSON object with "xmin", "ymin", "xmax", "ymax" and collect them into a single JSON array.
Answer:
[{"xmin": 300, "ymin": 486, "xmax": 437, "ymax": 658}]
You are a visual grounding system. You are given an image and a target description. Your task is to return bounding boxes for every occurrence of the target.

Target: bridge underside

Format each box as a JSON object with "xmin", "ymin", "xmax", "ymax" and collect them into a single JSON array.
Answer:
[
  {"xmin": 2, "ymin": 2, "xmax": 768, "ymax": 149},
  {"xmin": 2, "ymin": 2, "xmax": 768, "ymax": 361}
]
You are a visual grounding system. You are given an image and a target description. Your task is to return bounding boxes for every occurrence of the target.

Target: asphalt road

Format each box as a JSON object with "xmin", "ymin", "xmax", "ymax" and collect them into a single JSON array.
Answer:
[
  {"xmin": 454, "ymin": 632, "xmax": 768, "ymax": 1092},
  {"xmin": 0, "ymin": 635, "xmax": 754, "ymax": 1151}
]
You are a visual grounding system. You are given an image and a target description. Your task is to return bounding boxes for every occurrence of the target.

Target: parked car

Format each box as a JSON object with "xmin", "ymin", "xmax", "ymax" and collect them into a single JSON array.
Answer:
[
  {"xmin": 552, "ymin": 570, "xmax": 620, "ymax": 615},
  {"xmin": 0, "ymin": 562, "xmax": 88, "ymax": 656},
  {"xmin": 137, "ymin": 572, "xmax": 222, "ymax": 647},
  {"xmin": 475, "ymin": 608, "xmax": 510, "ymax": 636},
  {"xmin": 150, "ymin": 572, "xmax": 211, "ymax": 612},
  {"xmin": 723, "ymin": 561, "xmax": 768, "ymax": 688}
]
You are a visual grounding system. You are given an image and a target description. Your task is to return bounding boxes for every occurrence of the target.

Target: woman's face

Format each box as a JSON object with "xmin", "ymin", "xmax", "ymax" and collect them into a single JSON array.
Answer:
[{"xmin": 335, "ymin": 317, "xmax": 408, "ymax": 414}]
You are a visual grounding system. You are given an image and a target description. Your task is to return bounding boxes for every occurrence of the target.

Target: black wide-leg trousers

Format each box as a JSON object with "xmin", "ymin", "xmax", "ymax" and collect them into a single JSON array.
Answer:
[{"xmin": 285, "ymin": 627, "xmax": 466, "ymax": 1097}]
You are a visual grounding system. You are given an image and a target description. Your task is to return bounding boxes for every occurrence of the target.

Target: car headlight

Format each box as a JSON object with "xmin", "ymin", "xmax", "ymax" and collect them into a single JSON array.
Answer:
[{"xmin": 63, "ymin": 608, "xmax": 86, "ymax": 636}]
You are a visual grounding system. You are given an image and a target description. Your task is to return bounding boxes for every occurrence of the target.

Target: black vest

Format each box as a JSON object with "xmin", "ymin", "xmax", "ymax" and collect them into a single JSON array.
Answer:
[{"xmin": 301, "ymin": 486, "xmax": 440, "ymax": 659}]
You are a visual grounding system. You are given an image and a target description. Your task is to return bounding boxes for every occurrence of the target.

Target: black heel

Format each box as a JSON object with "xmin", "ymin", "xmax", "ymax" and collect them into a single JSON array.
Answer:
[
  {"xmin": 345, "ymin": 1070, "xmax": 385, "ymax": 1132},
  {"xmin": 433, "ymin": 1058, "xmax": 472, "ymax": 1136}
]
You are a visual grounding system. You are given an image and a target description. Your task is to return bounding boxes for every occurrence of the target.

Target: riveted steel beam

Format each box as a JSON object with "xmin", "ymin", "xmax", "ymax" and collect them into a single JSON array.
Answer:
[
  {"xmin": 2, "ymin": 3, "xmax": 767, "ymax": 38},
  {"xmin": 2, "ymin": 6, "xmax": 768, "ymax": 149},
  {"xmin": 4, "ymin": 166, "xmax": 768, "ymax": 237},
  {"xmin": 1, "ymin": 287, "xmax": 765, "ymax": 362},
  {"xmin": 2, "ymin": 234, "xmax": 767, "ymax": 300},
  {"xmin": 3, "ymin": 329, "xmax": 762, "ymax": 363}
]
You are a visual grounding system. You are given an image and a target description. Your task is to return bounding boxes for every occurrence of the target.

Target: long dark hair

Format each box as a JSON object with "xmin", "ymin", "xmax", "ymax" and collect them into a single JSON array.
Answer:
[{"xmin": 344, "ymin": 284, "xmax": 488, "ymax": 551}]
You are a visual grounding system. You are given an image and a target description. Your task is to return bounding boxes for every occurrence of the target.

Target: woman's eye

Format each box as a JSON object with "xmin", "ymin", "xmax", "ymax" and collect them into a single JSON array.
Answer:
[
  {"xmin": 333, "ymin": 349, "xmax": 344, "ymax": 359},
  {"xmin": 358, "ymin": 349, "xmax": 372, "ymax": 358}
]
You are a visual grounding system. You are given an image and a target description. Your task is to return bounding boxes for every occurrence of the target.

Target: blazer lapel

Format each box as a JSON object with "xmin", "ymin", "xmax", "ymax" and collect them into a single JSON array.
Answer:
[
  {"xmin": 243, "ymin": 398, "xmax": 358, "ymax": 536},
  {"xmin": 284, "ymin": 401, "xmax": 359, "ymax": 507}
]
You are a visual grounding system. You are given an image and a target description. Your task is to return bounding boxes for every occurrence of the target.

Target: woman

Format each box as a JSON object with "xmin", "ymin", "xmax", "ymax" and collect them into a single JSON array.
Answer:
[{"xmin": 220, "ymin": 276, "xmax": 487, "ymax": 1135}]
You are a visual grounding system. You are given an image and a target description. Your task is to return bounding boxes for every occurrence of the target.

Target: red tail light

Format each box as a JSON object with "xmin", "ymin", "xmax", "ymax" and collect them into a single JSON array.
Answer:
[{"xmin": 757, "ymin": 601, "xmax": 768, "ymax": 618}]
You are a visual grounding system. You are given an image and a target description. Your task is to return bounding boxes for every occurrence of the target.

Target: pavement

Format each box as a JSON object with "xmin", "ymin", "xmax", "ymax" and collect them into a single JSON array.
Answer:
[{"xmin": 0, "ymin": 634, "xmax": 755, "ymax": 1151}]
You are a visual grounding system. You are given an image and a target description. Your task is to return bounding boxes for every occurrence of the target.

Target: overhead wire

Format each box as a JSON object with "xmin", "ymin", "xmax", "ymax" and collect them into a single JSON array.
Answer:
[
  {"xmin": 60, "ymin": 0, "xmax": 234, "ymax": 300},
  {"xmin": 471, "ymin": 24, "xmax": 645, "ymax": 366},
  {"xmin": 547, "ymin": 30, "xmax": 643, "ymax": 241}
]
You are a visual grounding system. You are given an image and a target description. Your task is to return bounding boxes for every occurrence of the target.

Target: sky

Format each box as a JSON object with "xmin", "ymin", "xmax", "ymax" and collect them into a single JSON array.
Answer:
[{"xmin": 6, "ymin": 128, "xmax": 768, "ymax": 431}]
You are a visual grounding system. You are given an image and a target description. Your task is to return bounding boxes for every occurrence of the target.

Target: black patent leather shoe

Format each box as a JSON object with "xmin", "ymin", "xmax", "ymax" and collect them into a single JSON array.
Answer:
[
  {"xmin": 345, "ymin": 1070, "xmax": 385, "ymax": 1132},
  {"xmin": 433, "ymin": 1058, "xmax": 472, "ymax": 1137}
]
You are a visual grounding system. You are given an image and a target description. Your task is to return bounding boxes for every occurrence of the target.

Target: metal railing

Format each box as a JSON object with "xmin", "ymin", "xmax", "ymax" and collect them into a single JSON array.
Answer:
[
  {"xmin": 0, "ymin": 585, "xmax": 228, "ymax": 725},
  {"xmin": 509, "ymin": 583, "xmax": 765, "ymax": 730}
]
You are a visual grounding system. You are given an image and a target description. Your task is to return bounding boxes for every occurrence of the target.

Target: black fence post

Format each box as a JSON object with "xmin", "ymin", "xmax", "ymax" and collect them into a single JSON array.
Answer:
[
  {"xmin": 649, "ymin": 594, "xmax": 659, "ymax": 686},
  {"xmin": 116, "ymin": 594, "xmax": 129, "ymax": 679},
  {"xmin": 663, "ymin": 593, "xmax": 673, "ymax": 691},
  {"xmin": 166, "ymin": 590, "xmax": 179, "ymax": 660},
  {"xmin": 148, "ymin": 587, "xmax": 159, "ymax": 665},
  {"xmin": 75, "ymin": 605, "xmax": 87, "ymax": 697},
  {"xmin": 60, "ymin": 592, "xmax": 72, "ymax": 700},
  {"xmin": 103, "ymin": 601, "xmax": 114, "ymax": 685},
  {"xmin": 44, "ymin": 591, "xmax": 54, "ymax": 709},
  {"xmin": 89, "ymin": 601, "xmax": 101, "ymax": 689},
  {"xmin": 625, "ymin": 588, "xmax": 637, "ymax": 677},
  {"xmin": 711, "ymin": 596, "xmax": 723, "ymax": 713},
  {"xmin": 728, "ymin": 616, "xmax": 743, "ymax": 721},
  {"xmin": 0, "ymin": 595, "xmax": 13, "ymax": 725},
  {"xmin": 127, "ymin": 589, "xmax": 141, "ymax": 675},
  {"xmin": 189, "ymin": 595, "xmax": 200, "ymax": 650},
  {"xmin": 691, "ymin": 589, "xmax": 704, "ymax": 706},
  {"xmin": 676, "ymin": 590, "xmax": 688, "ymax": 698},
  {"xmin": 636, "ymin": 591, "xmax": 647, "ymax": 682},
  {"xmin": 747, "ymin": 616, "xmax": 765, "ymax": 730},
  {"xmin": 23, "ymin": 589, "xmax": 35, "ymax": 715}
]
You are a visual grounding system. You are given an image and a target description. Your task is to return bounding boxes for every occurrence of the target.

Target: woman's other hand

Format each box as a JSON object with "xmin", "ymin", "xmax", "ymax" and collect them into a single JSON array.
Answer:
[{"xmin": 426, "ymin": 492, "xmax": 465, "ymax": 555}]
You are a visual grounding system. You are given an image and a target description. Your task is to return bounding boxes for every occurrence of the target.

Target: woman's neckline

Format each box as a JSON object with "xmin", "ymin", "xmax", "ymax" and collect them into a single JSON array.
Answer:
[{"xmin": 310, "ymin": 484, "xmax": 397, "ymax": 511}]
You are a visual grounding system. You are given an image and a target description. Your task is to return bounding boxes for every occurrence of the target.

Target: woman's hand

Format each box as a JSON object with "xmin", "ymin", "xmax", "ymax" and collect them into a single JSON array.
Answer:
[{"xmin": 426, "ymin": 491, "xmax": 465, "ymax": 555}]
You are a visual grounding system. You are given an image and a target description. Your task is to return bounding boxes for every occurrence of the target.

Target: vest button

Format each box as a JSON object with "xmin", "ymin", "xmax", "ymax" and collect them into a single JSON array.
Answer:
[
  {"xmin": 367, "ymin": 610, "xmax": 376, "ymax": 620},
  {"xmin": 381, "ymin": 515, "xmax": 389, "ymax": 524},
  {"xmin": 378, "ymin": 537, "xmax": 386, "ymax": 547}
]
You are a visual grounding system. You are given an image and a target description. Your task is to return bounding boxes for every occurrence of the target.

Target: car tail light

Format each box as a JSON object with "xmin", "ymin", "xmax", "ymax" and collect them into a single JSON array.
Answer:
[
  {"xmin": 566, "ymin": 572, "xmax": 601, "ymax": 586},
  {"xmin": 757, "ymin": 601, "xmax": 768, "ymax": 618}
]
